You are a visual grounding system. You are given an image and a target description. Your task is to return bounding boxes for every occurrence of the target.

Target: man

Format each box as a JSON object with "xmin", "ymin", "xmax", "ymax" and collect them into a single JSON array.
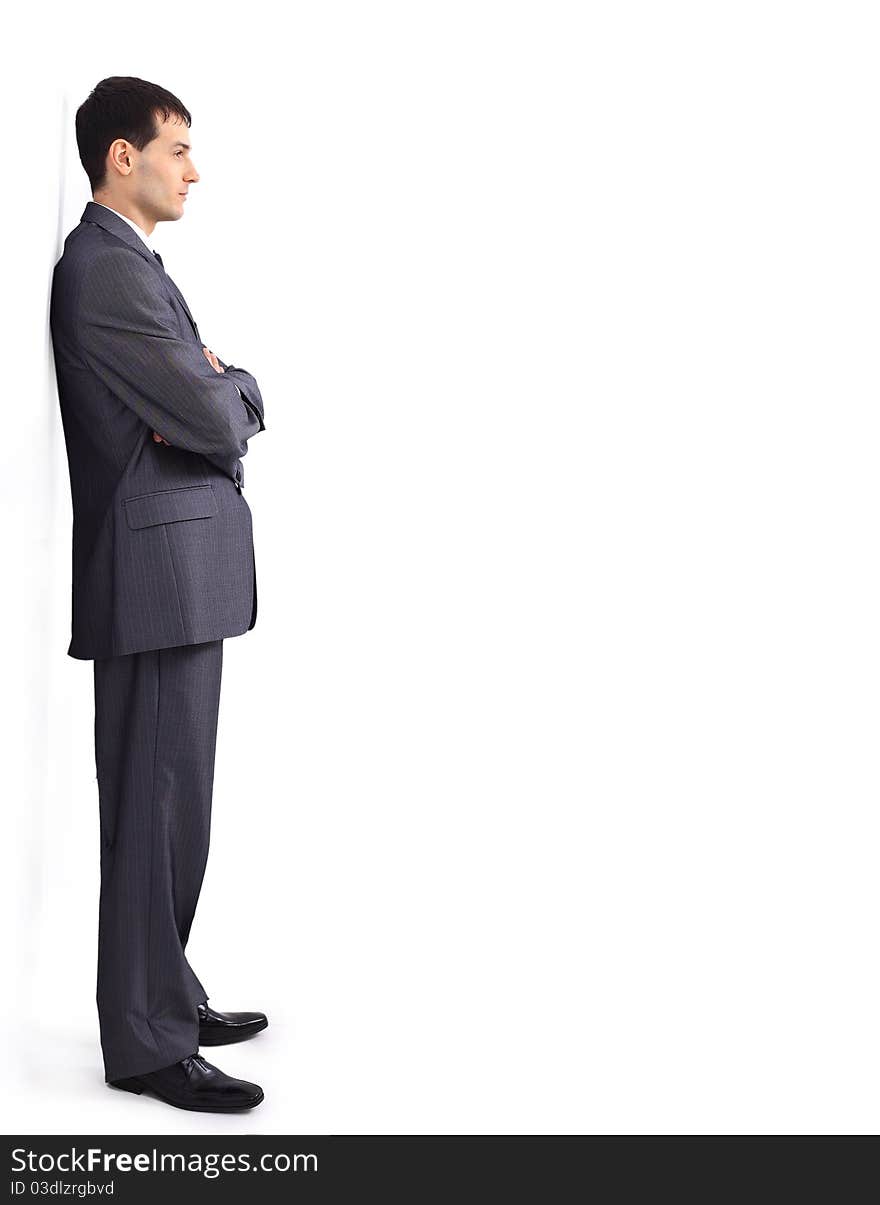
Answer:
[{"xmin": 50, "ymin": 77, "xmax": 268, "ymax": 1112}]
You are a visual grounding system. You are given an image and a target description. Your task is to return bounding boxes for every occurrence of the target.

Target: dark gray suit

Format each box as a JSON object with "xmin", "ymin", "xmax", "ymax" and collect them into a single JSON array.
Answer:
[
  {"xmin": 50, "ymin": 201, "xmax": 265, "ymax": 661},
  {"xmin": 50, "ymin": 202, "xmax": 266, "ymax": 1082}
]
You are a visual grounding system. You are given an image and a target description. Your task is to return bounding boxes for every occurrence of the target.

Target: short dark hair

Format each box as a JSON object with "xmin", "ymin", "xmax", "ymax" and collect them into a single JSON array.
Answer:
[{"xmin": 75, "ymin": 76, "xmax": 192, "ymax": 193}]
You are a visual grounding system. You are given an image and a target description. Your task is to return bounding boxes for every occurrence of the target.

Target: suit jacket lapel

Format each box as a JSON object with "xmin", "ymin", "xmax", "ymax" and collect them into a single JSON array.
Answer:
[{"xmin": 162, "ymin": 273, "xmax": 202, "ymax": 343}]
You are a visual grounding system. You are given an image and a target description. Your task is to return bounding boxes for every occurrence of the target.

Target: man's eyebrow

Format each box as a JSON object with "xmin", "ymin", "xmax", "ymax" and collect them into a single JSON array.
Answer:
[{"xmin": 171, "ymin": 141, "xmax": 191, "ymax": 150}]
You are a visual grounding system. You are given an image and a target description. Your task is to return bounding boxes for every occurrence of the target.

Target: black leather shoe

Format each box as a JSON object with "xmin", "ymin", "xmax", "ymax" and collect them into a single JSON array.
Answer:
[
  {"xmin": 109, "ymin": 1053, "xmax": 263, "ymax": 1112},
  {"xmin": 198, "ymin": 1000, "xmax": 269, "ymax": 1046}
]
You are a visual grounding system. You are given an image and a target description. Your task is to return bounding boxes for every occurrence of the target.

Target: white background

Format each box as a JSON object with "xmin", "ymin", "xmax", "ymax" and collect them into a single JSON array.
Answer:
[{"xmin": 1, "ymin": 0, "xmax": 878, "ymax": 1135}]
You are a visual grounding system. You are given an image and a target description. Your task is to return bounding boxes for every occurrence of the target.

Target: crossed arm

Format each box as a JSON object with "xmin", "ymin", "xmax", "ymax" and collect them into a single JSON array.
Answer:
[
  {"xmin": 151, "ymin": 345, "xmax": 227, "ymax": 445},
  {"xmin": 77, "ymin": 247, "xmax": 265, "ymax": 477}
]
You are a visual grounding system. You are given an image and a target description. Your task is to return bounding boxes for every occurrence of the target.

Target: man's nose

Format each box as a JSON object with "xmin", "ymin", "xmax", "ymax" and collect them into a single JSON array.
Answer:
[{"xmin": 186, "ymin": 164, "xmax": 200, "ymax": 183}]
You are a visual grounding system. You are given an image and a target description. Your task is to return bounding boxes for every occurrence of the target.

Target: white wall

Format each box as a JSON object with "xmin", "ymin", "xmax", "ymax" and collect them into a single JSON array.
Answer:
[{"xmin": 2, "ymin": 0, "xmax": 879, "ymax": 1135}]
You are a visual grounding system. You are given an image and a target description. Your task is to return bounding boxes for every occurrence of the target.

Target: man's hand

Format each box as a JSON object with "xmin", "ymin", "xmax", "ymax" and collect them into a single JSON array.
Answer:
[
  {"xmin": 202, "ymin": 346, "xmax": 225, "ymax": 374},
  {"xmin": 153, "ymin": 348, "xmax": 226, "ymax": 446}
]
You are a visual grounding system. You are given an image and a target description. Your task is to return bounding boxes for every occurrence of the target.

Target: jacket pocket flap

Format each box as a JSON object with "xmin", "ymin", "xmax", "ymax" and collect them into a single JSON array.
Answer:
[{"xmin": 123, "ymin": 484, "xmax": 218, "ymax": 530}]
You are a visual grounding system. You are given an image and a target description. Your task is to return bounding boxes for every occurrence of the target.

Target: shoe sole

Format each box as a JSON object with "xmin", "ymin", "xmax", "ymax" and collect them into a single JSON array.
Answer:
[
  {"xmin": 109, "ymin": 1078, "xmax": 264, "ymax": 1112},
  {"xmin": 198, "ymin": 1018, "xmax": 269, "ymax": 1046}
]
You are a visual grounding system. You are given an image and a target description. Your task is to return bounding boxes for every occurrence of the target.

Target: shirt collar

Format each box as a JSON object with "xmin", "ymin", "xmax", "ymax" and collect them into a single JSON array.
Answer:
[{"xmin": 92, "ymin": 203, "xmax": 155, "ymax": 253}]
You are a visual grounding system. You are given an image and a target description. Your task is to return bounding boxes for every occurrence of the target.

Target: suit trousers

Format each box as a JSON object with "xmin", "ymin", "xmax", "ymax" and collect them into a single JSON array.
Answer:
[{"xmin": 92, "ymin": 638, "xmax": 224, "ymax": 1082}]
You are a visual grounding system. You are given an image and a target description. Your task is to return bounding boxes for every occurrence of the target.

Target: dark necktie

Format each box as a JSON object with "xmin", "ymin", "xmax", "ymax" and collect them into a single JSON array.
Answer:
[
  {"xmin": 151, "ymin": 248, "xmax": 226, "ymax": 395},
  {"xmin": 152, "ymin": 250, "xmax": 199, "ymax": 341}
]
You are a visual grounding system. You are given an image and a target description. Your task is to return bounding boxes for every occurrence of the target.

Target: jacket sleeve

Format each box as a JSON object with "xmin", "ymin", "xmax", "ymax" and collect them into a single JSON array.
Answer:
[
  {"xmin": 76, "ymin": 248, "xmax": 265, "ymax": 460},
  {"xmin": 215, "ymin": 357, "xmax": 266, "ymax": 431}
]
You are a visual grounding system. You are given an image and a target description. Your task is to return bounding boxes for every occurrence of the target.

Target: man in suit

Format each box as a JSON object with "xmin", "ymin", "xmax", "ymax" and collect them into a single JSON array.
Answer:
[{"xmin": 50, "ymin": 77, "xmax": 268, "ymax": 1112}]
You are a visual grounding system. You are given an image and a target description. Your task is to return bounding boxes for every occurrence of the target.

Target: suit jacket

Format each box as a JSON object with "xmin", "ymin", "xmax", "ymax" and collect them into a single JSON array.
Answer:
[{"xmin": 50, "ymin": 201, "xmax": 266, "ymax": 660}]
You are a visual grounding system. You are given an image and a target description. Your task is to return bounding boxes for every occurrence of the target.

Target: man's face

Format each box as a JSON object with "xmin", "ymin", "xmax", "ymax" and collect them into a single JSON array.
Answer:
[{"xmin": 129, "ymin": 114, "xmax": 199, "ymax": 222}]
